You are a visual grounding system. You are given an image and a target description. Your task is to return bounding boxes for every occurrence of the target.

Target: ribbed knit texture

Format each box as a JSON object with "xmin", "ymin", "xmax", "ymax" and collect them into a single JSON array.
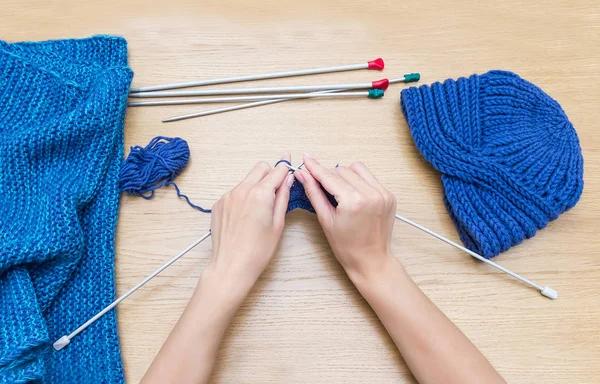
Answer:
[
  {"xmin": 400, "ymin": 70, "xmax": 583, "ymax": 258},
  {"xmin": 0, "ymin": 36, "xmax": 132, "ymax": 383}
]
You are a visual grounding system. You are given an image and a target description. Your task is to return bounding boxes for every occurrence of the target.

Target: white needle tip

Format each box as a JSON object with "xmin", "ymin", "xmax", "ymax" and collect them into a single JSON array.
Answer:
[
  {"xmin": 53, "ymin": 335, "xmax": 70, "ymax": 351},
  {"xmin": 541, "ymin": 286, "xmax": 558, "ymax": 300}
]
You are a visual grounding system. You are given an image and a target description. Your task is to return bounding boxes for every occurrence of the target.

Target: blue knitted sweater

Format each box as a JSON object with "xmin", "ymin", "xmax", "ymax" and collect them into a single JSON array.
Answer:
[{"xmin": 0, "ymin": 36, "xmax": 132, "ymax": 383}]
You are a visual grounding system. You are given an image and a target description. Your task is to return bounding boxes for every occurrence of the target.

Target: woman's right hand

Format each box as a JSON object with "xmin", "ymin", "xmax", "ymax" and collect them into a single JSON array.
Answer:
[
  {"xmin": 293, "ymin": 154, "xmax": 398, "ymax": 281},
  {"xmin": 296, "ymin": 154, "xmax": 507, "ymax": 384}
]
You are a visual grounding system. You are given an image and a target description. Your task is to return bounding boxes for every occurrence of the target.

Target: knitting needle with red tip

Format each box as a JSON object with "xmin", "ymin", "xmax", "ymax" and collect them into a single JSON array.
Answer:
[
  {"xmin": 129, "ymin": 58, "xmax": 385, "ymax": 93},
  {"xmin": 52, "ymin": 230, "xmax": 212, "ymax": 351},
  {"xmin": 161, "ymin": 74, "xmax": 420, "ymax": 123},
  {"xmin": 129, "ymin": 78, "xmax": 390, "ymax": 98}
]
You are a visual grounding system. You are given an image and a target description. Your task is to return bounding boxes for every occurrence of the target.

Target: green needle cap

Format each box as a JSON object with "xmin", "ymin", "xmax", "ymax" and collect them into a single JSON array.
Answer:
[
  {"xmin": 403, "ymin": 73, "xmax": 420, "ymax": 83},
  {"xmin": 368, "ymin": 89, "xmax": 385, "ymax": 99}
]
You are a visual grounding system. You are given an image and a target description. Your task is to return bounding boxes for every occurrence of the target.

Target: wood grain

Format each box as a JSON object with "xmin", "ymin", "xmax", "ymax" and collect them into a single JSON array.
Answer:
[{"xmin": 4, "ymin": 0, "xmax": 600, "ymax": 382}]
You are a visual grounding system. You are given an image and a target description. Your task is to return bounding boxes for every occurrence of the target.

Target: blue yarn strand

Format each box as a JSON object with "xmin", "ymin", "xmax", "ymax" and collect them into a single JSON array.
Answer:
[{"xmin": 165, "ymin": 181, "xmax": 212, "ymax": 213}]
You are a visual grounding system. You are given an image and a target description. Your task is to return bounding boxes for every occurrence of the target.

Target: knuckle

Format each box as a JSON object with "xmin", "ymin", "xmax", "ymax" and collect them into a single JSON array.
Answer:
[
  {"xmin": 251, "ymin": 185, "xmax": 273, "ymax": 201},
  {"xmin": 230, "ymin": 187, "xmax": 243, "ymax": 200},
  {"xmin": 381, "ymin": 193, "xmax": 392, "ymax": 206},
  {"xmin": 350, "ymin": 162, "xmax": 363, "ymax": 171},
  {"xmin": 335, "ymin": 166, "xmax": 349, "ymax": 174},
  {"xmin": 351, "ymin": 192, "xmax": 367, "ymax": 211},
  {"xmin": 236, "ymin": 181, "xmax": 250, "ymax": 192},
  {"xmin": 273, "ymin": 218, "xmax": 285, "ymax": 232},
  {"xmin": 257, "ymin": 161, "xmax": 271, "ymax": 172},
  {"xmin": 303, "ymin": 183, "xmax": 318, "ymax": 199},
  {"xmin": 324, "ymin": 170, "xmax": 339, "ymax": 182},
  {"xmin": 374, "ymin": 193, "xmax": 385, "ymax": 207},
  {"xmin": 385, "ymin": 192, "xmax": 396, "ymax": 207}
]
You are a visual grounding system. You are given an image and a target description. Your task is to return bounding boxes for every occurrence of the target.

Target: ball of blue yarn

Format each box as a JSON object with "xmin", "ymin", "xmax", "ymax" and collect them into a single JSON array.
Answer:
[
  {"xmin": 119, "ymin": 136, "xmax": 211, "ymax": 212},
  {"xmin": 400, "ymin": 70, "xmax": 584, "ymax": 258}
]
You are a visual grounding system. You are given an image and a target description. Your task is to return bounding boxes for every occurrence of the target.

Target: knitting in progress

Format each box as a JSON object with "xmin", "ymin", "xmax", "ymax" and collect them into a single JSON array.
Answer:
[
  {"xmin": 0, "ymin": 36, "xmax": 132, "ymax": 383},
  {"xmin": 400, "ymin": 70, "xmax": 583, "ymax": 258},
  {"xmin": 120, "ymin": 138, "xmax": 333, "ymax": 215}
]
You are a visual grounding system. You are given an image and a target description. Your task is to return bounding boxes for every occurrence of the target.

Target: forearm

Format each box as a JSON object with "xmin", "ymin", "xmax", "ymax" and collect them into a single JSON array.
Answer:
[
  {"xmin": 141, "ymin": 264, "xmax": 250, "ymax": 384},
  {"xmin": 350, "ymin": 255, "xmax": 505, "ymax": 384}
]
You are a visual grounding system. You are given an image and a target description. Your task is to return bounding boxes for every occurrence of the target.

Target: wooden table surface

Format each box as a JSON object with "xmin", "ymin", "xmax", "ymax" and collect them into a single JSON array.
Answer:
[{"xmin": 5, "ymin": 0, "xmax": 600, "ymax": 382}]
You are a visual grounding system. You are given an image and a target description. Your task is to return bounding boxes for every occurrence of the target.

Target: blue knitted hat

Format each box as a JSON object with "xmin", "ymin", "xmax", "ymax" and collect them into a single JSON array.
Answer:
[
  {"xmin": 400, "ymin": 70, "xmax": 583, "ymax": 258},
  {"xmin": 0, "ymin": 36, "xmax": 132, "ymax": 383}
]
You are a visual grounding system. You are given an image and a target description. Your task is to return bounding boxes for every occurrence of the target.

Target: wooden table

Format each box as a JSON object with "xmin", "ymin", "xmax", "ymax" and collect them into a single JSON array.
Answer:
[{"xmin": 5, "ymin": 0, "xmax": 600, "ymax": 382}]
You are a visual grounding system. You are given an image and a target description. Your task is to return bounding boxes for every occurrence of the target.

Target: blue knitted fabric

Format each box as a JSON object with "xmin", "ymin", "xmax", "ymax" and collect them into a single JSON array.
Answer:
[
  {"xmin": 287, "ymin": 180, "xmax": 333, "ymax": 213},
  {"xmin": 0, "ymin": 36, "xmax": 132, "ymax": 383},
  {"xmin": 270, "ymin": 160, "xmax": 337, "ymax": 213},
  {"xmin": 400, "ymin": 70, "xmax": 583, "ymax": 258}
]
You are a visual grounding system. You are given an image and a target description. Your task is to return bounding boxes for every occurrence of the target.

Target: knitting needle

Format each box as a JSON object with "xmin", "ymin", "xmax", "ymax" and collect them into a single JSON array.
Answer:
[
  {"xmin": 162, "ymin": 90, "xmax": 342, "ymax": 123},
  {"xmin": 281, "ymin": 163, "xmax": 557, "ymax": 300},
  {"xmin": 129, "ymin": 79, "xmax": 390, "ymax": 98},
  {"xmin": 127, "ymin": 90, "xmax": 384, "ymax": 107},
  {"xmin": 161, "ymin": 75, "xmax": 420, "ymax": 123},
  {"xmin": 130, "ymin": 58, "xmax": 385, "ymax": 93},
  {"xmin": 52, "ymin": 230, "xmax": 212, "ymax": 351},
  {"xmin": 393, "ymin": 214, "xmax": 557, "ymax": 299}
]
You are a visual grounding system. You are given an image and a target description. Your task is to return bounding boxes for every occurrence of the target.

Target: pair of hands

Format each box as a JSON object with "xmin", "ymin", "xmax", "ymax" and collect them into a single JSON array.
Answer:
[
  {"xmin": 208, "ymin": 153, "xmax": 397, "ymax": 295},
  {"xmin": 145, "ymin": 153, "xmax": 506, "ymax": 384}
]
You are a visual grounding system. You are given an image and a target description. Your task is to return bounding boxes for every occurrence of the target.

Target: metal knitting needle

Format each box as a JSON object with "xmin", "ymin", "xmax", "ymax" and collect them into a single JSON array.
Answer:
[
  {"xmin": 130, "ymin": 58, "xmax": 385, "ymax": 93},
  {"xmin": 394, "ymin": 214, "xmax": 557, "ymax": 299},
  {"xmin": 129, "ymin": 79, "xmax": 390, "ymax": 98},
  {"xmin": 282, "ymin": 163, "xmax": 557, "ymax": 300},
  {"xmin": 162, "ymin": 90, "xmax": 343, "ymax": 122},
  {"xmin": 53, "ymin": 230, "xmax": 212, "ymax": 351},
  {"xmin": 127, "ymin": 90, "xmax": 384, "ymax": 107},
  {"xmin": 161, "ymin": 75, "xmax": 419, "ymax": 123}
]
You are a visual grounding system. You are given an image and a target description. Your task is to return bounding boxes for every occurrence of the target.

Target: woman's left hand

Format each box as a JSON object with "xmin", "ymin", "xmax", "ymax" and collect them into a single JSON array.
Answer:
[{"xmin": 207, "ymin": 154, "xmax": 294, "ymax": 294}]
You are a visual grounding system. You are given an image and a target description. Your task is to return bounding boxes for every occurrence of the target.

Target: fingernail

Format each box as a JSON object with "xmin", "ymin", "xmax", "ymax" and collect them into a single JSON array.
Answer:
[
  {"xmin": 286, "ymin": 174, "xmax": 294, "ymax": 187},
  {"xmin": 304, "ymin": 152, "xmax": 312, "ymax": 159},
  {"xmin": 281, "ymin": 152, "xmax": 290, "ymax": 159},
  {"xmin": 295, "ymin": 170, "xmax": 306, "ymax": 183}
]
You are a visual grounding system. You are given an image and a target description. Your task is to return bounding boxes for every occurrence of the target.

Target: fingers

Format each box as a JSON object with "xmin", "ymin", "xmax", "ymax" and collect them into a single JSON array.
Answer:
[
  {"xmin": 262, "ymin": 153, "xmax": 292, "ymax": 190},
  {"xmin": 302, "ymin": 154, "xmax": 351, "ymax": 197},
  {"xmin": 334, "ymin": 166, "xmax": 375, "ymax": 194},
  {"xmin": 273, "ymin": 173, "xmax": 294, "ymax": 228},
  {"xmin": 243, "ymin": 161, "xmax": 272, "ymax": 184},
  {"xmin": 350, "ymin": 161, "xmax": 397, "ymax": 211},
  {"xmin": 295, "ymin": 168, "xmax": 335, "ymax": 220},
  {"xmin": 349, "ymin": 162, "xmax": 389, "ymax": 196}
]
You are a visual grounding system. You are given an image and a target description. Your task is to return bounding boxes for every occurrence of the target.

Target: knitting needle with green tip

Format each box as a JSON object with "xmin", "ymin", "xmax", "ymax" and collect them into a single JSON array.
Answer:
[
  {"xmin": 162, "ymin": 74, "xmax": 419, "ymax": 123},
  {"xmin": 52, "ymin": 230, "xmax": 213, "ymax": 351},
  {"xmin": 280, "ymin": 162, "xmax": 557, "ymax": 300},
  {"xmin": 130, "ymin": 78, "xmax": 392, "ymax": 97},
  {"xmin": 127, "ymin": 89, "xmax": 384, "ymax": 107}
]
